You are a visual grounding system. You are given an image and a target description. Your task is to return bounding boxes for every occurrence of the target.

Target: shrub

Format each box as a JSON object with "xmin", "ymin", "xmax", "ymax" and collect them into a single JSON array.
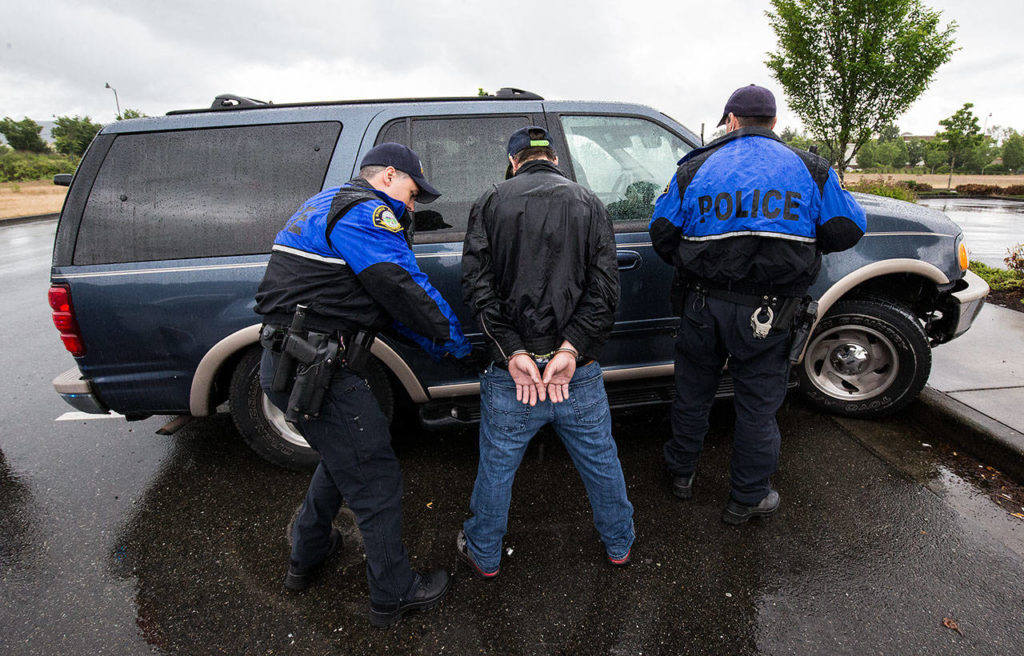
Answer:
[
  {"xmin": 1006, "ymin": 243, "xmax": 1024, "ymax": 274},
  {"xmin": 970, "ymin": 261, "xmax": 1024, "ymax": 291},
  {"xmin": 0, "ymin": 151, "xmax": 78, "ymax": 182},
  {"xmin": 846, "ymin": 177, "xmax": 918, "ymax": 202},
  {"xmin": 1003, "ymin": 185, "xmax": 1024, "ymax": 196},
  {"xmin": 904, "ymin": 180, "xmax": 933, "ymax": 191},
  {"xmin": 955, "ymin": 184, "xmax": 1001, "ymax": 196}
]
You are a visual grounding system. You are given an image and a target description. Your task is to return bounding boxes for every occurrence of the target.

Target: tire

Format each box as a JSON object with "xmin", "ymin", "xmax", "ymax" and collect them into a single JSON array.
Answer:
[
  {"xmin": 228, "ymin": 347, "xmax": 395, "ymax": 471},
  {"xmin": 796, "ymin": 298, "xmax": 931, "ymax": 419}
]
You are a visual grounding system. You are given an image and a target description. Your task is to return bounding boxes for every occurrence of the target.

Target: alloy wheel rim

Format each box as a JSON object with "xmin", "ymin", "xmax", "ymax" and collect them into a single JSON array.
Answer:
[
  {"xmin": 261, "ymin": 393, "xmax": 311, "ymax": 449},
  {"xmin": 804, "ymin": 324, "xmax": 900, "ymax": 401}
]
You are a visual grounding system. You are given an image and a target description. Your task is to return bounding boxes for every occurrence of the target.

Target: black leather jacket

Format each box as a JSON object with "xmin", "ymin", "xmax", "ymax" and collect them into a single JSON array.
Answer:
[{"xmin": 462, "ymin": 159, "xmax": 619, "ymax": 363}]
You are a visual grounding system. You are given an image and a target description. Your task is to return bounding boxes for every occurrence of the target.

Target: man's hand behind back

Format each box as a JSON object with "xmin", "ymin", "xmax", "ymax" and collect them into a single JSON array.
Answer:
[
  {"xmin": 508, "ymin": 354, "xmax": 546, "ymax": 406},
  {"xmin": 542, "ymin": 352, "xmax": 576, "ymax": 403}
]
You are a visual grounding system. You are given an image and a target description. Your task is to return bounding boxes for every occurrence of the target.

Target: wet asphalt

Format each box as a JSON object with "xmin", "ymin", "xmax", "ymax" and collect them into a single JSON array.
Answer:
[{"xmin": 3, "ymin": 219, "xmax": 1024, "ymax": 655}]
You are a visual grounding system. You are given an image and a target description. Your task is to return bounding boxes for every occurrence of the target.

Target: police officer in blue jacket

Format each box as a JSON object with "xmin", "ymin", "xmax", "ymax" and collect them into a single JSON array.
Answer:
[
  {"xmin": 649, "ymin": 85, "xmax": 866, "ymax": 525},
  {"xmin": 255, "ymin": 143, "xmax": 471, "ymax": 627}
]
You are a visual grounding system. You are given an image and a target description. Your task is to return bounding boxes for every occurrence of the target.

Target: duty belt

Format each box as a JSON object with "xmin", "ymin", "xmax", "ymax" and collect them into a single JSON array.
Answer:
[
  {"xmin": 687, "ymin": 282, "xmax": 788, "ymax": 309},
  {"xmin": 687, "ymin": 282, "xmax": 802, "ymax": 339}
]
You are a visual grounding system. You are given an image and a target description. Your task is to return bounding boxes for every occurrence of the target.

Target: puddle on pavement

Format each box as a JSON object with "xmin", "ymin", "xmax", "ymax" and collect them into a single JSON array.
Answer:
[{"xmin": 833, "ymin": 412, "xmax": 1024, "ymax": 558}]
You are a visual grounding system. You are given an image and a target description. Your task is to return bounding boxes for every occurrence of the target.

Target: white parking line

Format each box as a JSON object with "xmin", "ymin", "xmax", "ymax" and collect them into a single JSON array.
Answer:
[{"xmin": 56, "ymin": 411, "xmax": 125, "ymax": 422}]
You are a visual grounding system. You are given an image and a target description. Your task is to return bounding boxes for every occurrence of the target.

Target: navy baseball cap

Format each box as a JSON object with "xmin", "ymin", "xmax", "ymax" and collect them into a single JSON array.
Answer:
[
  {"xmin": 360, "ymin": 143, "xmax": 441, "ymax": 203},
  {"xmin": 507, "ymin": 126, "xmax": 553, "ymax": 157},
  {"xmin": 717, "ymin": 84, "xmax": 777, "ymax": 127}
]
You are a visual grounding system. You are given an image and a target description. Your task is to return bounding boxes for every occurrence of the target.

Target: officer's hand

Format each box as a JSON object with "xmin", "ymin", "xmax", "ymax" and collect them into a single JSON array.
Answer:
[
  {"xmin": 542, "ymin": 352, "xmax": 576, "ymax": 403},
  {"xmin": 508, "ymin": 354, "xmax": 545, "ymax": 406}
]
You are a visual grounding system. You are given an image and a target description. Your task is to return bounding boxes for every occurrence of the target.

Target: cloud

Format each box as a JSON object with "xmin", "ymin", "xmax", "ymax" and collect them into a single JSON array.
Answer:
[{"xmin": 0, "ymin": 0, "xmax": 1020, "ymax": 136}]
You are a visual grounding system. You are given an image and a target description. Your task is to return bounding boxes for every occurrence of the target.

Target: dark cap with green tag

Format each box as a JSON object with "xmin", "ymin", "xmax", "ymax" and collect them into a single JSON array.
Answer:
[{"xmin": 507, "ymin": 125, "xmax": 554, "ymax": 157}]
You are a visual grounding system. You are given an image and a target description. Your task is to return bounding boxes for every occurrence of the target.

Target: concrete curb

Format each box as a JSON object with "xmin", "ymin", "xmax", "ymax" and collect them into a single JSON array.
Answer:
[
  {"xmin": 0, "ymin": 213, "xmax": 58, "ymax": 225},
  {"xmin": 909, "ymin": 386, "xmax": 1024, "ymax": 480}
]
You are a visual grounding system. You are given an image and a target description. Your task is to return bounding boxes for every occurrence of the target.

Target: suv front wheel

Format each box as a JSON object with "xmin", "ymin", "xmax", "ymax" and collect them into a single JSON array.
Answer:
[
  {"xmin": 228, "ymin": 347, "xmax": 394, "ymax": 470},
  {"xmin": 796, "ymin": 298, "xmax": 931, "ymax": 418}
]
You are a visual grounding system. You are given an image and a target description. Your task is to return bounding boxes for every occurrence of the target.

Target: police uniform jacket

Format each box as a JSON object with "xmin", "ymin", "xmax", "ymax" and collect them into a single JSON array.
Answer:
[
  {"xmin": 649, "ymin": 127, "xmax": 867, "ymax": 296},
  {"xmin": 255, "ymin": 178, "xmax": 469, "ymax": 358},
  {"xmin": 462, "ymin": 159, "xmax": 619, "ymax": 363}
]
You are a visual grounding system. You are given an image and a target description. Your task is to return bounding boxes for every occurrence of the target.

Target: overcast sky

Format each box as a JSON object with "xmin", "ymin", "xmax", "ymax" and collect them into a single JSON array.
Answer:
[{"xmin": 2, "ymin": 0, "xmax": 1021, "ymax": 138}]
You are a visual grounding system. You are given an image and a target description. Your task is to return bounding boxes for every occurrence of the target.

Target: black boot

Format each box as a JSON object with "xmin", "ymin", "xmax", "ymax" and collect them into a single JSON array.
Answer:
[
  {"xmin": 283, "ymin": 527, "xmax": 343, "ymax": 591},
  {"xmin": 368, "ymin": 569, "xmax": 452, "ymax": 628},
  {"xmin": 671, "ymin": 472, "xmax": 696, "ymax": 500},
  {"xmin": 722, "ymin": 490, "xmax": 780, "ymax": 525}
]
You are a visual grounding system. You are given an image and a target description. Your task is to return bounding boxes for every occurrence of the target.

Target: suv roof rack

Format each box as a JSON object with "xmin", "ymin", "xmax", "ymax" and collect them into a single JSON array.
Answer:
[{"xmin": 166, "ymin": 87, "xmax": 544, "ymax": 115}]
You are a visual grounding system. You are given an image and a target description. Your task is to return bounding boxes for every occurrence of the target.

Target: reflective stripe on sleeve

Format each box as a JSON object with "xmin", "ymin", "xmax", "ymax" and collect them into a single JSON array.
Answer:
[{"xmin": 271, "ymin": 244, "xmax": 347, "ymax": 265}]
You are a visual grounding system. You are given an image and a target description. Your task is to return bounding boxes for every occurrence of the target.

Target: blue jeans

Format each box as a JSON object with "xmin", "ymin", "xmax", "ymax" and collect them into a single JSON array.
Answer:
[{"xmin": 462, "ymin": 362, "xmax": 635, "ymax": 572}]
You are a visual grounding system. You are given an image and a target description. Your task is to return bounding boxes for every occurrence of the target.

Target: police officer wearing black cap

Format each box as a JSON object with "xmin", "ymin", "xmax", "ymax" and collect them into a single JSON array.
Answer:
[
  {"xmin": 649, "ymin": 85, "xmax": 866, "ymax": 524},
  {"xmin": 255, "ymin": 143, "xmax": 471, "ymax": 627}
]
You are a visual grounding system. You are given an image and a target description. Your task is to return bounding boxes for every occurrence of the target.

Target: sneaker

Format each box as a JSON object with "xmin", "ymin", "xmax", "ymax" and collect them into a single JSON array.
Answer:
[
  {"xmin": 671, "ymin": 472, "xmax": 696, "ymax": 500},
  {"xmin": 456, "ymin": 530, "xmax": 499, "ymax": 579},
  {"xmin": 607, "ymin": 546, "xmax": 632, "ymax": 567},
  {"xmin": 284, "ymin": 527, "xmax": 344, "ymax": 591},
  {"xmin": 722, "ymin": 490, "xmax": 780, "ymax": 525},
  {"xmin": 368, "ymin": 569, "xmax": 451, "ymax": 628}
]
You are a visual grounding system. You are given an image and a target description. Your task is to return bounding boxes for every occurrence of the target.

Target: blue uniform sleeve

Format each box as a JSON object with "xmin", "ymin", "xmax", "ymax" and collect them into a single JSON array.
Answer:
[
  {"xmin": 817, "ymin": 169, "xmax": 867, "ymax": 254},
  {"xmin": 649, "ymin": 176, "xmax": 686, "ymax": 264},
  {"xmin": 330, "ymin": 201, "xmax": 470, "ymax": 359}
]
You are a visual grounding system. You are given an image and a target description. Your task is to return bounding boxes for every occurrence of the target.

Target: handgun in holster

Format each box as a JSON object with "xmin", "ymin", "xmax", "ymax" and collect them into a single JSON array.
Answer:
[
  {"xmin": 271, "ymin": 305, "xmax": 342, "ymax": 422},
  {"xmin": 787, "ymin": 298, "xmax": 818, "ymax": 364}
]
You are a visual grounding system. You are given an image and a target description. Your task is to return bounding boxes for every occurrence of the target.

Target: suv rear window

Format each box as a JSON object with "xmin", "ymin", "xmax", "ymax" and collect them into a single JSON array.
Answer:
[{"xmin": 73, "ymin": 122, "xmax": 341, "ymax": 264}]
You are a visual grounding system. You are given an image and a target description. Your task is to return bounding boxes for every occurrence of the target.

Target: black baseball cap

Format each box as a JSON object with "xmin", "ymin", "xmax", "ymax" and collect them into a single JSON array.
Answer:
[
  {"xmin": 360, "ymin": 143, "xmax": 441, "ymax": 203},
  {"xmin": 507, "ymin": 125, "xmax": 553, "ymax": 157},
  {"xmin": 717, "ymin": 84, "xmax": 777, "ymax": 127}
]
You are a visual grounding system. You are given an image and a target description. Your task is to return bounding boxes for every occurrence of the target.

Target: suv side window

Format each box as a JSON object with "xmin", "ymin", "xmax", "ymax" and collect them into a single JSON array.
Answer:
[
  {"xmin": 377, "ymin": 115, "xmax": 532, "ymax": 239},
  {"xmin": 560, "ymin": 115, "xmax": 691, "ymax": 225},
  {"xmin": 74, "ymin": 122, "xmax": 341, "ymax": 265}
]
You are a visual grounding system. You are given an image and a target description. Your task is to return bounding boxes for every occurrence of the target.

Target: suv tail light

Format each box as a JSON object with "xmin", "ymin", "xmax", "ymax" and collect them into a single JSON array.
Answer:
[{"xmin": 48, "ymin": 284, "xmax": 85, "ymax": 356}]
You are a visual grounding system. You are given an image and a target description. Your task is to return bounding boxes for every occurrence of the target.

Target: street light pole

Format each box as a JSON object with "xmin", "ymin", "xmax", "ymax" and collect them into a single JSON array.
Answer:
[{"xmin": 104, "ymin": 82, "xmax": 121, "ymax": 119}]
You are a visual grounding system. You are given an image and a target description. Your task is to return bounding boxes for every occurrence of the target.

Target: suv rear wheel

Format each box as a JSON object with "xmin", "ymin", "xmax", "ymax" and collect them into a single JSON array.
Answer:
[
  {"xmin": 228, "ymin": 347, "xmax": 394, "ymax": 470},
  {"xmin": 796, "ymin": 298, "xmax": 930, "ymax": 418}
]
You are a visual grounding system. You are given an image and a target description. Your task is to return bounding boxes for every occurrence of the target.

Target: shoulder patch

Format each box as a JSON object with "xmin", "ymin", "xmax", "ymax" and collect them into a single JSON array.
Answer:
[{"xmin": 372, "ymin": 205, "xmax": 402, "ymax": 233}]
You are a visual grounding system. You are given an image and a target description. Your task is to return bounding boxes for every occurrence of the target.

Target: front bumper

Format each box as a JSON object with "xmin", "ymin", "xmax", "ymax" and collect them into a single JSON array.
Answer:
[
  {"xmin": 947, "ymin": 270, "xmax": 990, "ymax": 340},
  {"xmin": 53, "ymin": 367, "xmax": 109, "ymax": 414}
]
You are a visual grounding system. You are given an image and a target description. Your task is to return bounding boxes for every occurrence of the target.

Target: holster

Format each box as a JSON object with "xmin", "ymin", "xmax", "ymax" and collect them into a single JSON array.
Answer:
[
  {"xmin": 263, "ymin": 305, "xmax": 343, "ymax": 422},
  {"xmin": 344, "ymin": 329, "xmax": 375, "ymax": 378},
  {"xmin": 787, "ymin": 298, "xmax": 819, "ymax": 364},
  {"xmin": 285, "ymin": 332, "xmax": 341, "ymax": 422}
]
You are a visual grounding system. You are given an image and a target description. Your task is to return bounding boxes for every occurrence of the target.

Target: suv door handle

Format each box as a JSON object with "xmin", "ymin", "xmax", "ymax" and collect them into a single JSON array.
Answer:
[{"xmin": 616, "ymin": 251, "xmax": 641, "ymax": 271}]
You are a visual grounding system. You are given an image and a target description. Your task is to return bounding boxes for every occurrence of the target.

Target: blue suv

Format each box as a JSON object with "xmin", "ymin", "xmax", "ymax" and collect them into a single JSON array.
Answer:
[{"xmin": 49, "ymin": 89, "xmax": 989, "ymax": 469}]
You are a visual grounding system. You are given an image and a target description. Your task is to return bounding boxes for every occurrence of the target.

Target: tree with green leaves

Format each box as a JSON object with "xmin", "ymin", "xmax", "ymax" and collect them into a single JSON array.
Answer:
[
  {"xmin": 1002, "ymin": 131, "xmax": 1024, "ymax": 172},
  {"xmin": 936, "ymin": 103, "xmax": 983, "ymax": 186},
  {"xmin": 0, "ymin": 117, "xmax": 49, "ymax": 153},
  {"xmin": 889, "ymin": 139, "xmax": 909, "ymax": 168},
  {"xmin": 765, "ymin": 0, "xmax": 957, "ymax": 179},
  {"xmin": 877, "ymin": 124, "xmax": 902, "ymax": 143},
  {"xmin": 924, "ymin": 141, "xmax": 947, "ymax": 174},
  {"xmin": 856, "ymin": 140, "xmax": 879, "ymax": 169},
  {"xmin": 117, "ymin": 109, "xmax": 147, "ymax": 120},
  {"xmin": 906, "ymin": 139, "xmax": 927, "ymax": 168},
  {"xmin": 51, "ymin": 115, "xmax": 102, "ymax": 156}
]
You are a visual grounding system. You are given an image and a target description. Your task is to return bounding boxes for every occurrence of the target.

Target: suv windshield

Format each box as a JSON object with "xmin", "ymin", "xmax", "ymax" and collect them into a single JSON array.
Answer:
[{"xmin": 561, "ymin": 115, "xmax": 691, "ymax": 223}]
